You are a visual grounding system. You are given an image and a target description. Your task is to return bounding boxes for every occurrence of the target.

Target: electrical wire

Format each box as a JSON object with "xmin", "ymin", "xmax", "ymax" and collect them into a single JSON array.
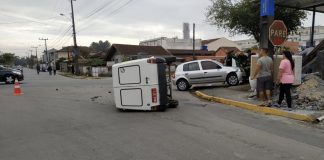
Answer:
[{"xmin": 77, "ymin": 0, "xmax": 134, "ymax": 33}]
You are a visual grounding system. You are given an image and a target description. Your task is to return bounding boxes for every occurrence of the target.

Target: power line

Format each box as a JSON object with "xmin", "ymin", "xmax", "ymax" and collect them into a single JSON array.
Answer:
[
  {"xmin": 77, "ymin": 0, "xmax": 134, "ymax": 33},
  {"xmin": 0, "ymin": 16, "xmax": 62, "ymax": 25},
  {"xmin": 48, "ymin": 25, "xmax": 73, "ymax": 48}
]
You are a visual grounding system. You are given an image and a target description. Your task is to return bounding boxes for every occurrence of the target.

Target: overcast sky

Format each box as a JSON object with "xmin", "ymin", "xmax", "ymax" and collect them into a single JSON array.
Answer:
[{"xmin": 1, "ymin": 0, "xmax": 324, "ymax": 57}]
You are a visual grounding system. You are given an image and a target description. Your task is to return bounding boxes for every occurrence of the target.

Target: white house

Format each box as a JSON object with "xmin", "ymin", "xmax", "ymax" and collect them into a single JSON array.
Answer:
[
  {"xmin": 202, "ymin": 37, "xmax": 242, "ymax": 51},
  {"xmin": 234, "ymin": 39, "xmax": 258, "ymax": 51}
]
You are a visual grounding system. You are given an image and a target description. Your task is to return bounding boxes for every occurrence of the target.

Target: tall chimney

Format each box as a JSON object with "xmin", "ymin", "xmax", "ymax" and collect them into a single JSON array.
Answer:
[{"xmin": 183, "ymin": 23, "xmax": 190, "ymax": 40}]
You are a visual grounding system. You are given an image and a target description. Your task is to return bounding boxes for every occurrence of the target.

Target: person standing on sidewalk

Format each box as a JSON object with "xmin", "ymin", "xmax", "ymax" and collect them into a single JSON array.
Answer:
[
  {"xmin": 273, "ymin": 51, "xmax": 295, "ymax": 110},
  {"xmin": 36, "ymin": 64, "xmax": 40, "ymax": 75},
  {"xmin": 251, "ymin": 48, "xmax": 273, "ymax": 107}
]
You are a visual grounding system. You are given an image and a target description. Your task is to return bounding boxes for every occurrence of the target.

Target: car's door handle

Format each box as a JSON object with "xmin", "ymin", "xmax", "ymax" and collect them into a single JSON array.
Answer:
[
  {"xmin": 185, "ymin": 73, "xmax": 188, "ymax": 75},
  {"xmin": 146, "ymin": 77, "xmax": 149, "ymax": 84},
  {"xmin": 204, "ymin": 72, "xmax": 208, "ymax": 74}
]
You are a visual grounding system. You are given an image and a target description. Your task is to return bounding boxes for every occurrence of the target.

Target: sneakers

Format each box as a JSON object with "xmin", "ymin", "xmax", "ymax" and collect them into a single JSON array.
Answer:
[
  {"xmin": 283, "ymin": 108, "xmax": 293, "ymax": 111},
  {"xmin": 272, "ymin": 103, "xmax": 281, "ymax": 108}
]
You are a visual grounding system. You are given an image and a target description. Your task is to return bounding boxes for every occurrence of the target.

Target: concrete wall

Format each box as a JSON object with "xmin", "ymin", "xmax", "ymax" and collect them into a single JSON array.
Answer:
[{"xmin": 78, "ymin": 66, "xmax": 111, "ymax": 77}]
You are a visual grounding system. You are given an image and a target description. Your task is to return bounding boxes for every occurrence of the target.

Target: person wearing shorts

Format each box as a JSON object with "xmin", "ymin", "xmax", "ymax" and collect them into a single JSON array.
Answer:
[{"xmin": 251, "ymin": 48, "xmax": 273, "ymax": 106}]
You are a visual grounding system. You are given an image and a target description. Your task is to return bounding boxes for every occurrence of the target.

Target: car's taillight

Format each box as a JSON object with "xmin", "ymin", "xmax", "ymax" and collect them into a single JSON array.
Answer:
[{"xmin": 151, "ymin": 88, "xmax": 157, "ymax": 103}]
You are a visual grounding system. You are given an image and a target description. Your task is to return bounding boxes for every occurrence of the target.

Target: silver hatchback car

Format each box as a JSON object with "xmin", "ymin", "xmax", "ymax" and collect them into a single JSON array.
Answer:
[{"xmin": 173, "ymin": 59, "xmax": 244, "ymax": 91}]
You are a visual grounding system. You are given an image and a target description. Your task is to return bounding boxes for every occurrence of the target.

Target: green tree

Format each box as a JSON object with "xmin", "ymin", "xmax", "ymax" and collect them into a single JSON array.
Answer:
[
  {"xmin": 0, "ymin": 53, "xmax": 15, "ymax": 65},
  {"xmin": 206, "ymin": 0, "xmax": 307, "ymax": 42},
  {"xmin": 90, "ymin": 40, "xmax": 111, "ymax": 53}
]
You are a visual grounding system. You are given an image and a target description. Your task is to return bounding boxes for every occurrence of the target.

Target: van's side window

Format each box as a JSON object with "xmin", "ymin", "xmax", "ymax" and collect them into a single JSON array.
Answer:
[
  {"xmin": 201, "ymin": 61, "xmax": 221, "ymax": 70},
  {"xmin": 183, "ymin": 62, "xmax": 200, "ymax": 71}
]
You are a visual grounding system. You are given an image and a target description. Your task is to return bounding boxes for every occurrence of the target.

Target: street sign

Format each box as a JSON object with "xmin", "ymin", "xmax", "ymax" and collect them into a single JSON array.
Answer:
[
  {"xmin": 269, "ymin": 20, "xmax": 288, "ymax": 46},
  {"xmin": 260, "ymin": 0, "xmax": 274, "ymax": 16}
]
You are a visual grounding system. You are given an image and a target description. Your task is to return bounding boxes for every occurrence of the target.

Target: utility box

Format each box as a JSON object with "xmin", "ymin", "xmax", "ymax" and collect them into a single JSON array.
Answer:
[{"xmin": 112, "ymin": 57, "xmax": 178, "ymax": 111}]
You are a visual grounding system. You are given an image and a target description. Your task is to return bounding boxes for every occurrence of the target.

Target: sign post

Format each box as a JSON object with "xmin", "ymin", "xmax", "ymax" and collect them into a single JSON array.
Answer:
[
  {"xmin": 269, "ymin": 20, "xmax": 288, "ymax": 46},
  {"xmin": 259, "ymin": 0, "xmax": 274, "ymax": 52},
  {"xmin": 269, "ymin": 20, "xmax": 288, "ymax": 86}
]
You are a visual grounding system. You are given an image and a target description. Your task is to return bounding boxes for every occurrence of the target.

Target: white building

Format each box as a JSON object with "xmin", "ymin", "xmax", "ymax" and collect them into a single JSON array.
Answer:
[
  {"xmin": 234, "ymin": 39, "xmax": 258, "ymax": 51},
  {"xmin": 139, "ymin": 23, "xmax": 202, "ymax": 50},
  {"xmin": 139, "ymin": 37, "xmax": 202, "ymax": 50},
  {"xmin": 288, "ymin": 26, "xmax": 324, "ymax": 49}
]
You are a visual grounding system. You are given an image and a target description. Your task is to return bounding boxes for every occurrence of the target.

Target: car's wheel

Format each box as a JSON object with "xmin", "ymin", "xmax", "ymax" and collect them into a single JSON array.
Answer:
[
  {"xmin": 5, "ymin": 75, "xmax": 15, "ymax": 84},
  {"xmin": 176, "ymin": 79, "xmax": 189, "ymax": 91},
  {"xmin": 226, "ymin": 73, "xmax": 239, "ymax": 86}
]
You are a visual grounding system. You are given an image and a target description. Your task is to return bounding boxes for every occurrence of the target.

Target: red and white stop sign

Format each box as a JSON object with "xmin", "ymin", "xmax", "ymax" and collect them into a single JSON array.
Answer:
[{"xmin": 269, "ymin": 20, "xmax": 288, "ymax": 46}]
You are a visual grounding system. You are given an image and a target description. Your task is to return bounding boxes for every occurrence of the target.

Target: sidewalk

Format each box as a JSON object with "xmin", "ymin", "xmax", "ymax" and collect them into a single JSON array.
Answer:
[{"xmin": 194, "ymin": 84, "xmax": 324, "ymax": 122}]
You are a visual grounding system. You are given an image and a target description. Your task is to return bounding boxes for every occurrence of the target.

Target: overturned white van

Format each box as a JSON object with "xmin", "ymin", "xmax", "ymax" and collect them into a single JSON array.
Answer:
[{"xmin": 112, "ymin": 57, "xmax": 178, "ymax": 111}]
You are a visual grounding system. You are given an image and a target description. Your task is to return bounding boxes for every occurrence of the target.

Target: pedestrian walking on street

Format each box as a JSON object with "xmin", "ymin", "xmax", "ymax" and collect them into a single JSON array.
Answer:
[
  {"xmin": 36, "ymin": 64, "xmax": 40, "ymax": 75},
  {"xmin": 273, "ymin": 51, "xmax": 295, "ymax": 111},
  {"xmin": 53, "ymin": 63, "xmax": 57, "ymax": 76},
  {"xmin": 251, "ymin": 48, "xmax": 273, "ymax": 107},
  {"xmin": 48, "ymin": 65, "xmax": 53, "ymax": 76}
]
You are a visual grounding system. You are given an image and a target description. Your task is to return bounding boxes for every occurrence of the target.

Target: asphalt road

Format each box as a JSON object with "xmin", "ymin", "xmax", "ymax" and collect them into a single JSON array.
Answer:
[{"xmin": 1, "ymin": 68, "xmax": 324, "ymax": 160}]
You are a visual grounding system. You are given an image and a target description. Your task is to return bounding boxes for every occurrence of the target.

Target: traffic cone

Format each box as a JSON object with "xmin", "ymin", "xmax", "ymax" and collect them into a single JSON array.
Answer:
[{"xmin": 13, "ymin": 79, "xmax": 23, "ymax": 96}]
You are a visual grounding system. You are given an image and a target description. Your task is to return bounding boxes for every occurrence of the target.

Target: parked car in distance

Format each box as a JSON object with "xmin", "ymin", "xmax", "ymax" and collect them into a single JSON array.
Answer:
[
  {"xmin": 0, "ymin": 66, "xmax": 24, "ymax": 84},
  {"xmin": 13, "ymin": 65, "xmax": 23, "ymax": 73},
  {"xmin": 173, "ymin": 59, "xmax": 244, "ymax": 91}
]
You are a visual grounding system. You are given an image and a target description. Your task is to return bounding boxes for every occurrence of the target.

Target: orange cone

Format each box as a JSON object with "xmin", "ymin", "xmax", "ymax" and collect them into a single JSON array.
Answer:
[{"xmin": 13, "ymin": 79, "xmax": 23, "ymax": 96}]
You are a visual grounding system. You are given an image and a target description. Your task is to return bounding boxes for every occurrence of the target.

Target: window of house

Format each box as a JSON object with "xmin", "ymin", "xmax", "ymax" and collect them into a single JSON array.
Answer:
[
  {"xmin": 201, "ymin": 61, "xmax": 221, "ymax": 70},
  {"xmin": 183, "ymin": 62, "xmax": 200, "ymax": 71}
]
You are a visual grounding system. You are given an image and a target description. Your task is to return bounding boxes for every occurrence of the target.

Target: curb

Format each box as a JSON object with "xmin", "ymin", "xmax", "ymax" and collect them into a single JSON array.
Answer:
[{"xmin": 195, "ymin": 91, "xmax": 316, "ymax": 122}]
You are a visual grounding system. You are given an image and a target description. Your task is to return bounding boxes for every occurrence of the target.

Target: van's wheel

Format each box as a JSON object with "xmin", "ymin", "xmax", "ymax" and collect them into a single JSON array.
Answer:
[
  {"xmin": 226, "ymin": 73, "xmax": 239, "ymax": 86},
  {"xmin": 168, "ymin": 99, "xmax": 179, "ymax": 108},
  {"xmin": 176, "ymin": 79, "xmax": 189, "ymax": 91},
  {"xmin": 5, "ymin": 75, "xmax": 15, "ymax": 84},
  {"xmin": 157, "ymin": 105, "xmax": 167, "ymax": 112}
]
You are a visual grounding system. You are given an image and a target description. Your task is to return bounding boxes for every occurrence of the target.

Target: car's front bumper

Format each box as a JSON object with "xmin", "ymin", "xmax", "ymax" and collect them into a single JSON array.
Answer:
[{"xmin": 16, "ymin": 74, "xmax": 24, "ymax": 81}]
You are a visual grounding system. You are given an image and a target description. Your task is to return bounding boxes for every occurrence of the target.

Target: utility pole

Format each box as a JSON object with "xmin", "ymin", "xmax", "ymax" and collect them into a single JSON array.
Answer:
[
  {"xmin": 70, "ymin": 0, "xmax": 79, "ymax": 75},
  {"xmin": 192, "ymin": 23, "xmax": 196, "ymax": 60},
  {"xmin": 29, "ymin": 50, "xmax": 33, "ymax": 68},
  {"xmin": 39, "ymin": 38, "xmax": 49, "ymax": 63},
  {"xmin": 31, "ymin": 46, "xmax": 38, "ymax": 65}
]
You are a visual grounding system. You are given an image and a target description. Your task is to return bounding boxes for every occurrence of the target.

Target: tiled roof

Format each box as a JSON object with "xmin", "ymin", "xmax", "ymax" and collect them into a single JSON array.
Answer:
[
  {"xmin": 107, "ymin": 44, "xmax": 172, "ymax": 60},
  {"xmin": 168, "ymin": 49, "xmax": 214, "ymax": 56}
]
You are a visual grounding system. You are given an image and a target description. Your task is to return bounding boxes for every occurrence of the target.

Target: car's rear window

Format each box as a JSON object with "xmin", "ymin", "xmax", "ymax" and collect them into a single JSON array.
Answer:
[{"xmin": 183, "ymin": 62, "xmax": 200, "ymax": 71}]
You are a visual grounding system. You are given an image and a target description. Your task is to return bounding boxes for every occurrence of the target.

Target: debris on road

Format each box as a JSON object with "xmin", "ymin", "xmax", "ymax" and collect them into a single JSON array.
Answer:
[
  {"xmin": 294, "ymin": 73, "xmax": 324, "ymax": 110},
  {"xmin": 90, "ymin": 96, "xmax": 101, "ymax": 101}
]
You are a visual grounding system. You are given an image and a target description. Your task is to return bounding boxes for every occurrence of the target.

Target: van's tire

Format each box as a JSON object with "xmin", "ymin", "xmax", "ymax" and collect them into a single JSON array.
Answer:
[
  {"xmin": 158, "ymin": 105, "xmax": 167, "ymax": 112},
  {"xmin": 5, "ymin": 75, "xmax": 15, "ymax": 84},
  {"xmin": 226, "ymin": 73, "xmax": 239, "ymax": 86},
  {"xmin": 168, "ymin": 99, "xmax": 179, "ymax": 108},
  {"xmin": 176, "ymin": 79, "xmax": 189, "ymax": 91}
]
